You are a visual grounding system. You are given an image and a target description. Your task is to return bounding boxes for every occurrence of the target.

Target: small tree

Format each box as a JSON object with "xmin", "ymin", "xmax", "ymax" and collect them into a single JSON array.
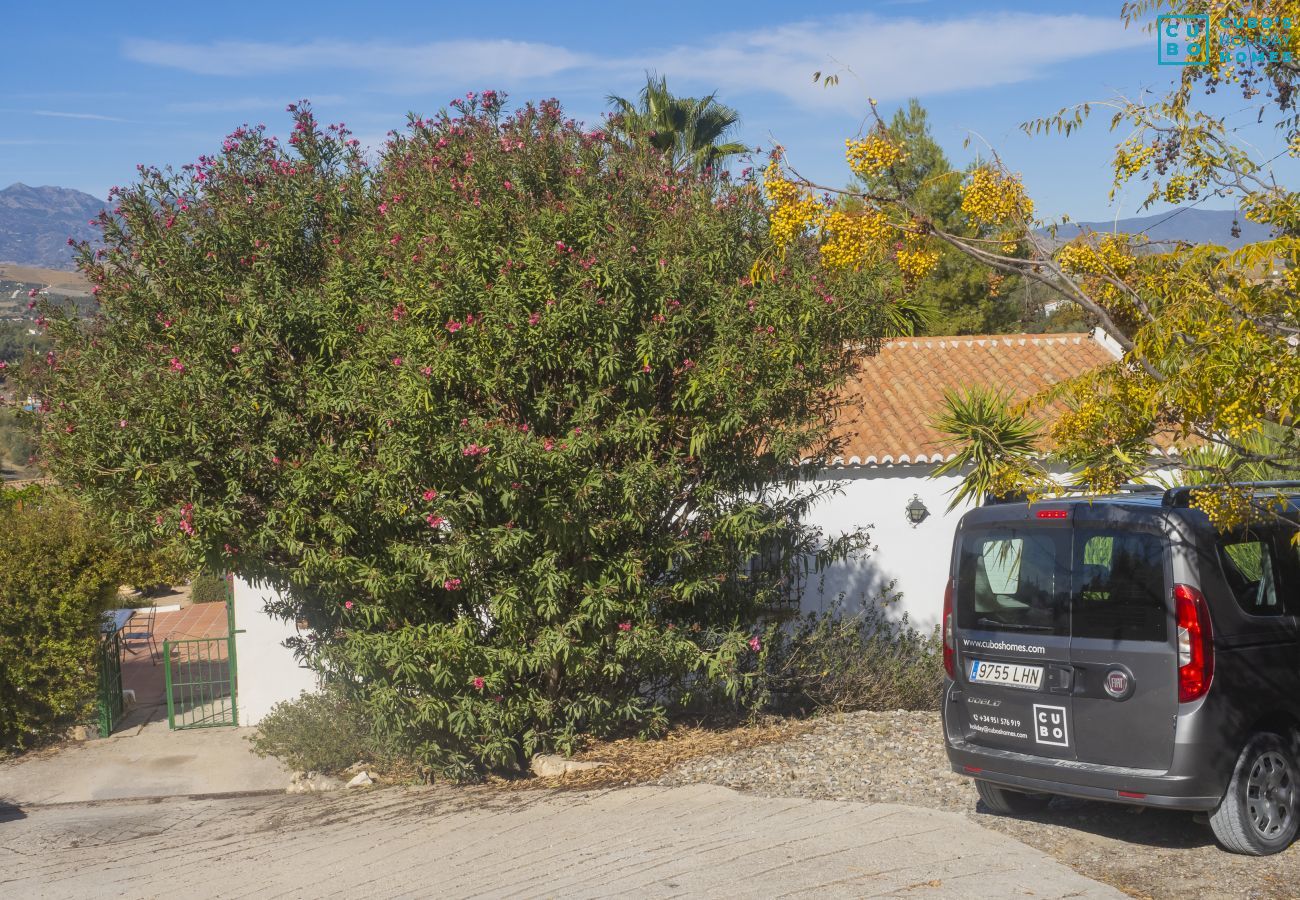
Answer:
[
  {"xmin": 0, "ymin": 487, "xmax": 122, "ymax": 750},
  {"xmin": 27, "ymin": 94, "xmax": 910, "ymax": 777},
  {"xmin": 770, "ymin": 3, "xmax": 1300, "ymax": 524}
]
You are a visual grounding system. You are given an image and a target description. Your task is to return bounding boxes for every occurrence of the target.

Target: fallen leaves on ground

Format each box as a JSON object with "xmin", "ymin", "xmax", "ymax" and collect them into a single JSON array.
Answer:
[{"xmin": 491, "ymin": 716, "xmax": 814, "ymax": 792}]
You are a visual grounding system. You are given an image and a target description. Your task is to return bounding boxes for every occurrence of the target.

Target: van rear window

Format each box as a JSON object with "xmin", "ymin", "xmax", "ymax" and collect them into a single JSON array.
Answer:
[
  {"xmin": 957, "ymin": 528, "xmax": 1070, "ymax": 636},
  {"xmin": 957, "ymin": 524, "xmax": 1167, "ymax": 641},
  {"xmin": 1072, "ymin": 529, "xmax": 1167, "ymax": 642}
]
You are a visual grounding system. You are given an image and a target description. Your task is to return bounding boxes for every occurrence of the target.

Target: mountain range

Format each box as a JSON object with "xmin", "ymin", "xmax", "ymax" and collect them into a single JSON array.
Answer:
[
  {"xmin": 0, "ymin": 183, "xmax": 1277, "ymax": 271},
  {"xmin": 0, "ymin": 183, "xmax": 105, "ymax": 270},
  {"xmin": 1041, "ymin": 207, "xmax": 1271, "ymax": 249}
]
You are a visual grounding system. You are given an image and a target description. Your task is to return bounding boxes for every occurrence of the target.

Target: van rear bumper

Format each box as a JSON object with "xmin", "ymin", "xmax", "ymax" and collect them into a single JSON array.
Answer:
[{"xmin": 946, "ymin": 738, "xmax": 1223, "ymax": 811}]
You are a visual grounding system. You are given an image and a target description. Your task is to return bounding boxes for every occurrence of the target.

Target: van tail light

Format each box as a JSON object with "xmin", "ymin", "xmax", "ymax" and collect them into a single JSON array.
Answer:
[
  {"xmin": 1174, "ymin": 583, "xmax": 1214, "ymax": 703},
  {"xmin": 942, "ymin": 578, "xmax": 955, "ymax": 678}
]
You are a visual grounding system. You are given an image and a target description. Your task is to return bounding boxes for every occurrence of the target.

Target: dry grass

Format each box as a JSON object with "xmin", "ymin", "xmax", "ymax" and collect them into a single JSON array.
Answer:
[
  {"xmin": 0, "ymin": 264, "xmax": 90, "ymax": 294},
  {"xmin": 490, "ymin": 716, "xmax": 813, "ymax": 792}
]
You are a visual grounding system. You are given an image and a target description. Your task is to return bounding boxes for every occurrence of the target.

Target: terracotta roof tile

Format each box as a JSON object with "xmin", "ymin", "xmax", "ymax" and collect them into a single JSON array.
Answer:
[{"xmin": 821, "ymin": 331, "xmax": 1118, "ymax": 466}]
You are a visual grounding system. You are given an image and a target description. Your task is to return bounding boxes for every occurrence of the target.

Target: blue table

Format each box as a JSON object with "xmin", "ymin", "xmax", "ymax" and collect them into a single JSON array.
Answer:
[{"xmin": 101, "ymin": 609, "xmax": 133, "ymax": 635}]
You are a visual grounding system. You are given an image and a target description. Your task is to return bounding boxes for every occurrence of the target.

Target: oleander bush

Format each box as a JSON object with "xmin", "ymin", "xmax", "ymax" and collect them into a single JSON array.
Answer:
[{"xmin": 25, "ymin": 93, "xmax": 913, "ymax": 779}]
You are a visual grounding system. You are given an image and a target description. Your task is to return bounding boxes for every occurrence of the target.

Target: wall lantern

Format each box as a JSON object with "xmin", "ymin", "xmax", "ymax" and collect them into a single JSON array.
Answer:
[{"xmin": 905, "ymin": 494, "xmax": 930, "ymax": 527}]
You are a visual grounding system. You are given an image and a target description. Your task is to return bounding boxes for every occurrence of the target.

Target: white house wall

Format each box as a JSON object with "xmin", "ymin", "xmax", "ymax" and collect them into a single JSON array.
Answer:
[
  {"xmin": 801, "ymin": 462, "xmax": 1184, "ymax": 631},
  {"xmin": 233, "ymin": 576, "xmax": 319, "ymax": 725},
  {"xmin": 800, "ymin": 464, "xmax": 972, "ymax": 631}
]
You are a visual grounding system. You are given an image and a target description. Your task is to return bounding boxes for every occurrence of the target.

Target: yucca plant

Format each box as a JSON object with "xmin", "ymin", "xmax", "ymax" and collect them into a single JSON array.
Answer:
[{"xmin": 930, "ymin": 387, "xmax": 1046, "ymax": 509}]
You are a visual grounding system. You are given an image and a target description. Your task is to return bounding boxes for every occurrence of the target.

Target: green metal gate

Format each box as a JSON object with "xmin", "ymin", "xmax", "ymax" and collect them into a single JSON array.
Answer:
[
  {"xmin": 164, "ymin": 588, "xmax": 239, "ymax": 730},
  {"xmin": 96, "ymin": 628, "xmax": 124, "ymax": 736}
]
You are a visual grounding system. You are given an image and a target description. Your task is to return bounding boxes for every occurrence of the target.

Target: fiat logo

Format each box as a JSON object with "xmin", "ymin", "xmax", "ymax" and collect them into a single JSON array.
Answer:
[{"xmin": 1104, "ymin": 669, "xmax": 1131, "ymax": 699}]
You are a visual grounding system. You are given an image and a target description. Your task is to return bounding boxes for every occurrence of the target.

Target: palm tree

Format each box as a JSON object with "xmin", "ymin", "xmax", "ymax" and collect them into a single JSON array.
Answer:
[{"xmin": 606, "ymin": 73, "xmax": 748, "ymax": 173}]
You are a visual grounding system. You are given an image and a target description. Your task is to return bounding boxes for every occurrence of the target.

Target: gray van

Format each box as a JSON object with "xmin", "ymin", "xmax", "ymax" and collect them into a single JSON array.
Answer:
[{"xmin": 942, "ymin": 483, "xmax": 1300, "ymax": 855}]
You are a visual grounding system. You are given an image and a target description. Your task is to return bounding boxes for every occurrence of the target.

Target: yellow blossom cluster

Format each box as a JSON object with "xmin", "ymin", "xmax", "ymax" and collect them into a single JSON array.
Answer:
[
  {"xmin": 845, "ymin": 135, "xmax": 906, "ymax": 178},
  {"xmin": 1162, "ymin": 174, "xmax": 1191, "ymax": 204},
  {"xmin": 1055, "ymin": 235, "xmax": 1135, "ymax": 279},
  {"xmin": 818, "ymin": 209, "xmax": 893, "ymax": 269},
  {"xmin": 1190, "ymin": 486, "xmax": 1256, "ymax": 531},
  {"xmin": 960, "ymin": 167, "xmax": 1034, "ymax": 228},
  {"xmin": 1113, "ymin": 140, "xmax": 1155, "ymax": 180},
  {"xmin": 764, "ymin": 160, "xmax": 823, "ymax": 250},
  {"xmin": 896, "ymin": 246, "xmax": 940, "ymax": 279}
]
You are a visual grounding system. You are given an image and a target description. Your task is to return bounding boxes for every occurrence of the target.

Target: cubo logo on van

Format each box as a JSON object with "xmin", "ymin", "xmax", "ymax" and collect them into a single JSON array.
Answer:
[{"xmin": 1103, "ymin": 667, "xmax": 1134, "ymax": 700}]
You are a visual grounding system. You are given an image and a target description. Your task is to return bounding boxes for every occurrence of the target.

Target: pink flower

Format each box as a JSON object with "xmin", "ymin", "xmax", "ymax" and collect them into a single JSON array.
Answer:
[
  {"xmin": 420, "ymin": 366, "xmax": 432, "ymax": 377},
  {"xmin": 391, "ymin": 303, "xmax": 407, "ymax": 321},
  {"xmin": 230, "ymin": 345, "xmax": 241, "ymax": 354},
  {"xmin": 543, "ymin": 438, "xmax": 555, "ymax": 451},
  {"xmin": 422, "ymin": 489, "xmax": 438, "ymax": 501},
  {"xmin": 169, "ymin": 357, "xmax": 185, "ymax": 372},
  {"xmin": 472, "ymin": 676, "xmax": 485, "ymax": 691},
  {"xmin": 641, "ymin": 363, "xmax": 651, "ymax": 373},
  {"xmin": 446, "ymin": 319, "xmax": 463, "ymax": 333},
  {"xmin": 527, "ymin": 312, "xmax": 540, "ymax": 326},
  {"xmin": 389, "ymin": 234, "xmax": 402, "ymax": 245},
  {"xmin": 618, "ymin": 622, "xmax": 632, "ymax": 632},
  {"xmin": 503, "ymin": 180, "xmax": 513, "ymax": 190},
  {"xmin": 345, "ymin": 600, "xmax": 354, "ymax": 610},
  {"xmin": 748, "ymin": 635, "xmax": 762, "ymax": 653},
  {"xmin": 272, "ymin": 455, "xmax": 282, "ymax": 466},
  {"xmin": 0, "ymin": 362, "xmax": 7, "ymax": 370},
  {"xmin": 392, "ymin": 357, "xmax": 403, "ymax": 367},
  {"xmin": 118, "ymin": 419, "xmax": 127, "ymax": 428},
  {"xmin": 426, "ymin": 514, "xmax": 446, "ymax": 528},
  {"xmin": 443, "ymin": 577, "xmax": 463, "ymax": 591}
]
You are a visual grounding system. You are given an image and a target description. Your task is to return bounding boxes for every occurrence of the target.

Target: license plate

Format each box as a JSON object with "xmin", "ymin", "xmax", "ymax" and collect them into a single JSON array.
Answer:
[{"xmin": 969, "ymin": 659, "xmax": 1044, "ymax": 690}]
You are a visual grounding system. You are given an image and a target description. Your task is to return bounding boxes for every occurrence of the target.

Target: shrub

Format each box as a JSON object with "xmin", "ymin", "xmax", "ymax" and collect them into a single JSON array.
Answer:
[
  {"xmin": 248, "ymin": 688, "xmax": 383, "ymax": 774},
  {"xmin": 757, "ymin": 604, "xmax": 944, "ymax": 714},
  {"xmin": 189, "ymin": 573, "xmax": 229, "ymax": 605},
  {"xmin": 0, "ymin": 489, "xmax": 123, "ymax": 750},
  {"xmin": 28, "ymin": 94, "xmax": 908, "ymax": 779}
]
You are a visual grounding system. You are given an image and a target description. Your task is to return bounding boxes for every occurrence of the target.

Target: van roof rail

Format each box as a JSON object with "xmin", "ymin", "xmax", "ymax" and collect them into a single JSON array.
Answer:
[
  {"xmin": 1116, "ymin": 483, "xmax": 1164, "ymax": 493},
  {"xmin": 1161, "ymin": 481, "xmax": 1300, "ymax": 508}
]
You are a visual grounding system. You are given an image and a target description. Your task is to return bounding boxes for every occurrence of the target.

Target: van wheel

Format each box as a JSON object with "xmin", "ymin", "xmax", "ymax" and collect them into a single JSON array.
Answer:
[
  {"xmin": 975, "ymin": 780, "xmax": 1051, "ymax": 815},
  {"xmin": 1209, "ymin": 732, "xmax": 1300, "ymax": 856}
]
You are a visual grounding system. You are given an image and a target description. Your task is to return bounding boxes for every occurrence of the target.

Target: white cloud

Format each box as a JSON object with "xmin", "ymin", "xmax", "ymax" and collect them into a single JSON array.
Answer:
[
  {"xmin": 32, "ymin": 110, "xmax": 129, "ymax": 122},
  {"xmin": 642, "ymin": 13, "xmax": 1149, "ymax": 109},
  {"xmin": 122, "ymin": 38, "xmax": 588, "ymax": 85},
  {"xmin": 122, "ymin": 12, "xmax": 1147, "ymax": 109}
]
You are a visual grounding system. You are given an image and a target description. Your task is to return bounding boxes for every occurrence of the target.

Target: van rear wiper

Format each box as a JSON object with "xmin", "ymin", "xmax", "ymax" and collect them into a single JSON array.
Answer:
[{"xmin": 977, "ymin": 617, "xmax": 1053, "ymax": 633}]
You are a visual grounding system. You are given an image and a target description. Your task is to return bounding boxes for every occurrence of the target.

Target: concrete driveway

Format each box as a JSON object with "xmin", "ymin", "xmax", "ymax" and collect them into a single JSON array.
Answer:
[
  {"xmin": 0, "ymin": 783, "xmax": 1121, "ymax": 899},
  {"xmin": 0, "ymin": 720, "xmax": 288, "ymax": 806}
]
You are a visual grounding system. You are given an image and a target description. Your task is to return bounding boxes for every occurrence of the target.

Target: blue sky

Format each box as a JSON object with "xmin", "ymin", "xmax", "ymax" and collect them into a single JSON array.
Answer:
[{"xmin": 1, "ymin": 0, "xmax": 1290, "ymax": 221}]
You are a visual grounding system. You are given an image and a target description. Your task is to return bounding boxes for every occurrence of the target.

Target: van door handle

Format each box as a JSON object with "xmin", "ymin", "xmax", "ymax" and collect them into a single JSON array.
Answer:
[{"xmin": 1045, "ymin": 664, "xmax": 1074, "ymax": 694}]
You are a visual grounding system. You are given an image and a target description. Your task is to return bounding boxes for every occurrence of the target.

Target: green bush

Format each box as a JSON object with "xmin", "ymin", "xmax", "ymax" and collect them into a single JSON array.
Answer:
[
  {"xmin": 757, "ymin": 604, "xmax": 944, "ymax": 714},
  {"xmin": 189, "ymin": 573, "xmax": 229, "ymax": 605},
  {"xmin": 249, "ymin": 688, "xmax": 384, "ymax": 774},
  {"xmin": 0, "ymin": 489, "xmax": 123, "ymax": 750}
]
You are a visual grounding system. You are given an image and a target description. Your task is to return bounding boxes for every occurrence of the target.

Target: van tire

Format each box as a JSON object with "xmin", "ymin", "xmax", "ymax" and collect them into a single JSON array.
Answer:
[
  {"xmin": 1209, "ymin": 732, "xmax": 1300, "ymax": 856},
  {"xmin": 975, "ymin": 780, "xmax": 1051, "ymax": 815}
]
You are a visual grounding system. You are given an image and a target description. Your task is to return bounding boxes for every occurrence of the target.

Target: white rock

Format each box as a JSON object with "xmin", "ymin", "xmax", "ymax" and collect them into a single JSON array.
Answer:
[
  {"xmin": 347, "ymin": 771, "xmax": 374, "ymax": 787},
  {"xmin": 287, "ymin": 771, "xmax": 343, "ymax": 794},
  {"xmin": 529, "ymin": 754, "xmax": 605, "ymax": 778}
]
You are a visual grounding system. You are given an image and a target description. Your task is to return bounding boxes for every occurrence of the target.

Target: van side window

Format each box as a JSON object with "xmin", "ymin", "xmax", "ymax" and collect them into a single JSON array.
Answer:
[
  {"xmin": 1072, "ymin": 530, "xmax": 1167, "ymax": 642},
  {"xmin": 1218, "ymin": 534, "xmax": 1280, "ymax": 615}
]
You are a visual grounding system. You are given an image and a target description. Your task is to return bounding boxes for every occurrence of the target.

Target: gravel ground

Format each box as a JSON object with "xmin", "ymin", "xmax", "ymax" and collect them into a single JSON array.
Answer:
[{"xmin": 656, "ymin": 710, "xmax": 1300, "ymax": 899}]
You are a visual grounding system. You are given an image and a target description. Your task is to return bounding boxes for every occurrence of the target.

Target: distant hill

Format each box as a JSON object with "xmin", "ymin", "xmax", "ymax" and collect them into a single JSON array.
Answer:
[
  {"xmin": 1042, "ymin": 208, "xmax": 1272, "ymax": 250},
  {"xmin": 0, "ymin": 183, "xmax": 106, "ymax": 270}
]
